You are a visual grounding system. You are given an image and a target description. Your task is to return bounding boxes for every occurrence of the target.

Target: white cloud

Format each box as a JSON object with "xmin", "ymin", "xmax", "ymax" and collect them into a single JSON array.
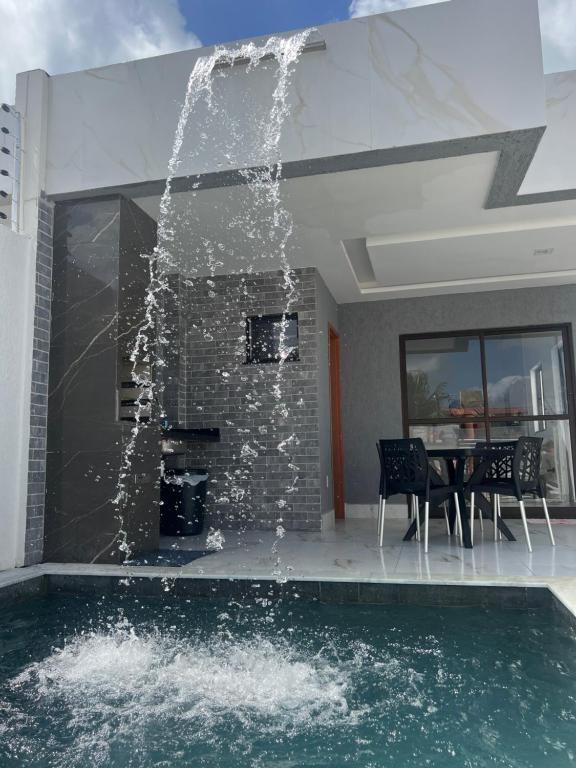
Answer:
[
  {"xmin": 349, "ymin": 0, "xmax": 441, "ymax": 18},
  {"xmin": 487, "ymin": 376, "xmax": 525, "ymax": 406},
  {"xmin": 539, "ymin": 0, "xmax": 576, "ymax": 70},
  {"xmin": 348, "ymin": 0, "xmax": 576, "ymax": 73},
  {"xmin": 0, "ymin": 0, "xmax": 201, "ymax": 104}
]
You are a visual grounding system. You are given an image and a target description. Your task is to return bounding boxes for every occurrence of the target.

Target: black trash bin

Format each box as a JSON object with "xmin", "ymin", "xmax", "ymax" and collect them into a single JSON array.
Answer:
[{"xmin": 160, "ymin": 468, "xmax": 208, "ymax": 536}]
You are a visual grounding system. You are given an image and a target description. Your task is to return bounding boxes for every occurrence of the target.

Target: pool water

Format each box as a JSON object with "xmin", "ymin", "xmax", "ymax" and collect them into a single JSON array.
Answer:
[{"xmin": 0, "ymin": 591, "xmax": 575, "ymax": 767}]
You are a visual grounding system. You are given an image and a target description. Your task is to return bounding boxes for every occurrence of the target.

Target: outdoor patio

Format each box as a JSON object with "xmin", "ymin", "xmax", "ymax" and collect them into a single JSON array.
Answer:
[
  {"xmin": 3, "ymin": 516, "xmax": 575, "ymax": 619},
  {"xmin": 160, "ymin": 518, "xmax": 576, "ymax": 582},
  {"xmin": 2, "ymin": 0, "xmax": 576, "ymax": 594}
]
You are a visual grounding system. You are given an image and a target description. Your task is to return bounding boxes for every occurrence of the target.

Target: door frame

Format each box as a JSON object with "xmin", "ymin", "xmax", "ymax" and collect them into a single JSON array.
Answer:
[
  {"xmin": 399, "ymin": 322, "xmax": 576, "ymax": 516},
  {"xmin": 329, "ymin": 324, "xmax": 345, "ymax": 519}
]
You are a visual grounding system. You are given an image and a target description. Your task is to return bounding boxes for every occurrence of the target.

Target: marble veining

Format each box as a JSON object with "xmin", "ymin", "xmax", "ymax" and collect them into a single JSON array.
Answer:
[
  {"xmin": 44, "ymin": 197, "xmax": 159, "ymax": 564},
  {"xmin": 520, "ymin": 70, "xmax": 576, "ymax": 195},
  {"xmin": 159, "ymin": 518, "xmax": 576, "ymax": 586},
  {"xmin": 3, "ymin": 515, "xmax": 576, "ymax": 618},
  {"xmin": 45, "ymin": 0, "xmax": 544, "ymax": 195}
]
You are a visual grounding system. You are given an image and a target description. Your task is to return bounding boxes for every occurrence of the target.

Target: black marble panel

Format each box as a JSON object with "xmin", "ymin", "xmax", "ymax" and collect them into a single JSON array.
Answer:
[
  {"xmin": 45, "ymin": 197, "xmax": 159, "ymax": 563},
  {"xmin": 50, "ymin": 199, "xmax": 121, "ymax": 343},
  {"xmin": 117, "ymin": 198, "xmax": 157, "ymax": 356}
]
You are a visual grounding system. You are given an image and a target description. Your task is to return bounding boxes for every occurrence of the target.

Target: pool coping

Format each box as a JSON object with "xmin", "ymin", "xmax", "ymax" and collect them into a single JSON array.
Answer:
[{"xmin": 1, "ymin": 564, "xmax": 576, "ymax": 627}]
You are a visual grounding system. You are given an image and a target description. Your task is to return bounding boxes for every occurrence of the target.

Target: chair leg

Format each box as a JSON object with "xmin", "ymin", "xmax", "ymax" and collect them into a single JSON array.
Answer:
[
  {"xmin": 424, "ymin": 501, "xmax": 430, "ymax": 554},
  {"xmin": 454, "ymin": 499, "xmax": 461, "ymax": 541},
  {"xmin": 378, "ymin": 499, "xmax": 386, "ymax": 547},
  {"xmin": 444, "ymin": 502, "xmax": 450, "ymax": 536},
  {"xmin": 493, "ymin": 495, "xmax": 499, "ymax": 542},
  {"xmin": 413, "ymin": 495, "xmax": 420, "ymax": 542},
  {"xmin": 518, "ymin": 499, "xmax": 532, "ymax": 553},
  {"xmin": 496, "ymin": 495, "xmax": 502, "ymax": 541},
  {"xmin": 469, "ymin": 491, "xmax": 475, "ymax": 546},
  {"xmin": 478, "ymin": 496, "xmax": 484, "ymax": 533},
  {"xmin": 454, "ymin": 493, "xmax": 462, "ymax": 546},
  {"xmin": 377, "ymin": 494, "xmax": 382, "ymax": 532},
  {"xmin": 542, "ymin": 497, "xmax": 555, "ymax": 546}
]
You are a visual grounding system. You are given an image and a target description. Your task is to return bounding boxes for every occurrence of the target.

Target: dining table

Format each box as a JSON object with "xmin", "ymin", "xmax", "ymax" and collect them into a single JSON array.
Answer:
[{"xmin": 402, "ymin": 446, "xmax": 517, "ymax": 549}]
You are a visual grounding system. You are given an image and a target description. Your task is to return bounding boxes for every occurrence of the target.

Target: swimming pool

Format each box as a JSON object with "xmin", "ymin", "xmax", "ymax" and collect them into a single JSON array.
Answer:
[{"xmin": 0, "ymin": 584, "xmax": 574, "ymax": 767}]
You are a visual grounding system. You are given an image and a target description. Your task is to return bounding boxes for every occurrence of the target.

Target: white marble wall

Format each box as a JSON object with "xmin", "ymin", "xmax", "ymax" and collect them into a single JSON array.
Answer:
[
  {"xmin": 520, "ymin": 70, "xmax": 576, "ymax": 195},
  {"xmin": 43, "ymin": 0, "xmax": 545, "ymax": 196}
]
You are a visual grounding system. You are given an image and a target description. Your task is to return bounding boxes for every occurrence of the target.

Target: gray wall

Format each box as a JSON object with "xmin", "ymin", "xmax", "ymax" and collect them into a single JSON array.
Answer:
[
  {"xmin": 24, "ymin": 195, "xmax": 54, "ymax": 565},
  {"xmin": 339, "ymin": 284, "xmax": 576, "ymax": 505},
  {"xmin": 44, "ymin": 196, "xmax": 159, "ymax": 563},
  {"xmin": 162, "ymin": 273, "xmax": 185, "ymax": 427},
  {"xmin": 170, "ymin": 267, "xmax": 323, "ymax": 531},
  {"xmin": 315, "ymin": 272, "xmax": 339, "ymax": 516}
]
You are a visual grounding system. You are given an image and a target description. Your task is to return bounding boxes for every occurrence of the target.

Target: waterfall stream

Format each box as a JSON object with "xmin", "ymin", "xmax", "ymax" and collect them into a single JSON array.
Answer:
[{"xmin": 112, "ymin": 31, "xmax": 311, "ymax": 572}]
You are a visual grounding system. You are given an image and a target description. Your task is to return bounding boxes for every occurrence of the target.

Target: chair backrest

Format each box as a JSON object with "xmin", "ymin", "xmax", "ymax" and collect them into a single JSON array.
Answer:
[
  {"xmin": 474, "ymin": 440, "xmax": 516, "ymax": 481},
  {"xmin": 377, "ymin": 438, "xmax": 429, "ymax": 498},
  {"xmin": 513, "ymin": 436, "xmax": 543, "ymax": 487},
  {"xmin": 474, "ymin": 438, "xmax": 542, "ymax": 490}
]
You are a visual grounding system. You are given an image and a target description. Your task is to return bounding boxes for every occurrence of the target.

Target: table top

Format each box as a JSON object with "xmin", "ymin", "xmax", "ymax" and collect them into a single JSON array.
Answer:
[
  {"xmin": 427, "ymin": 447, "xmax": 489, "ymax": 459},
  {"xmin": 426, "ymin": 446, "xmax": 486, "ymax": 459}
]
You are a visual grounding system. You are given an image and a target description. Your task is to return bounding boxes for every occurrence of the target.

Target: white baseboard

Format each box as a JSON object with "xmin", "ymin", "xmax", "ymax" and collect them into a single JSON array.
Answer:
[{"xmin": 345, "ymin": 503, "xmax": 409, "ymax": 520}]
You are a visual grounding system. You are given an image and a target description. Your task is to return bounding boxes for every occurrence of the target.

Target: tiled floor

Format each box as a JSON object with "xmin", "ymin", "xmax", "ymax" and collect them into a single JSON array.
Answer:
[
  {"xmin": 161, "ymin": 517, "xmax": 576, "ymax": 582},
  {"xmin": 3, "ymin": 517, "xmax": 576, "ymax": 620}
]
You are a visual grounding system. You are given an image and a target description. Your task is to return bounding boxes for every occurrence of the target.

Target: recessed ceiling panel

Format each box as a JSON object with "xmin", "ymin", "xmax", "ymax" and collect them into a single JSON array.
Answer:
[{"xmin": 367, "ymin": 225, "xmax": 576, "ymax": 288}]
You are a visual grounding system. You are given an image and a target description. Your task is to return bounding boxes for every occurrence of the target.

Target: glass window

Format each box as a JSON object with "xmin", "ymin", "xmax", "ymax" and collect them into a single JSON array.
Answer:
[
  {"xmin": 402, "ymin": 326, "xmax": 575, "ymax": 506},
  {"xmin": 246, "ymin": 313, "xmax": 299, "ymax": 364},
  {"xmin": 490, "ymin": 420, "xmax": 575, "ymax": 505},
  {"xmin": 409, "ymin": 423, "xmax": 486, "ymax": 449},
  {"xmin": 485, "ymin": 330, "xmax": 568, "ymax": 417},
  {"xmin": 405, "ymin": 336, "xmax": 483, "ymax": 419}
]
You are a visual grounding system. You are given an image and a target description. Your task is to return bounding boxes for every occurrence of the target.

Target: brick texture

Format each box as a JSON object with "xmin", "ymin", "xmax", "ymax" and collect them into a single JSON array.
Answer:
[
  {"xmin": 164, "ymin": 268, "xmax": 322, "ymax": 532},
  {"xmin": 24, "ymin": 195, "xmax": 54, "ymax": 565}
]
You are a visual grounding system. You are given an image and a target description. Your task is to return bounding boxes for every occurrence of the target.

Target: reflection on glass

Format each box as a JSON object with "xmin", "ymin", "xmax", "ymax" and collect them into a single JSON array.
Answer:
[
  {"xmin": 246, "ymin": 312, "xmax": 299, "ymax": 364},
  {"xmin": 404, "ymin": 329, "xmax": 575, "ymax": 505},
  {"xmin": 405, "ymin": 336, "xmax": 483, "ymax": 419},
  {"xmin": 485, "ymin": 331, "xmax": 567, "ymax": 417},
  {"xmin": 490, "ymin": 420, "xmax": 575, "ymax": 505},
  {"xmin": 409, "ymin": 423, "xmax": 486, "ymax": 449}
]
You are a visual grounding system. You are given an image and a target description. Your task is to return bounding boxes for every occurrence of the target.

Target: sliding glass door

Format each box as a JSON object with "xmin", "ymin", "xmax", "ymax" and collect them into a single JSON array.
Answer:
[{"xmin": 401, "ymin": 326, "xmax": 576, "ymax": 507}]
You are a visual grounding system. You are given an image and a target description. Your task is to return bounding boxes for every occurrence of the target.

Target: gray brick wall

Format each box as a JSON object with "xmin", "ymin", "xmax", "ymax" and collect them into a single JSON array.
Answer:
[
  {"xmin": 165, "ymin": 268, "xmax": 322, "ymax": 531},
  {"xmin": 162, "ymin": 273, "xmax": 185, "ymax": 426},
  {"xmin": 24, "ymin": 195, "xmax": 54, "ymax": 564}
]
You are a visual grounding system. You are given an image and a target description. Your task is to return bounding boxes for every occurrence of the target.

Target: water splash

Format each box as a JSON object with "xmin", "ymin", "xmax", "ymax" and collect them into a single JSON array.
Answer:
[
  {"xmin": 12, "ymin": 627, "xmax": 351, "ymax": 725},
  {"xmin": 111, "ymin": 31, "xmax": 312, "ymax": 568},
  {"xmin": 206, "ymin": 527, "xmax": 226, "ymax": 551},
  {"xmin": 8, "ymin": 621, "xmax": 361, "ymax": 765}
]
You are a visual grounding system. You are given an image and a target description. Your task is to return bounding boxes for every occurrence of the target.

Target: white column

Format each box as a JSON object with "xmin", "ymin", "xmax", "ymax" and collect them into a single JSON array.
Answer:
[{"xmin": 0, "ymin": 69, "xmax": 50, "ymax": 570}]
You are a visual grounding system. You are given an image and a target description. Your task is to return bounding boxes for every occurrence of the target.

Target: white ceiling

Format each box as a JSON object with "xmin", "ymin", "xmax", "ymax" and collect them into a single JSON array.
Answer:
[
  {"xmin": 135, "ymin": 151, "xmax": 576, "ymax": 303},
  {"xmin": 367, "ymin": 225, "xmax": 576, "ymax": 288}
]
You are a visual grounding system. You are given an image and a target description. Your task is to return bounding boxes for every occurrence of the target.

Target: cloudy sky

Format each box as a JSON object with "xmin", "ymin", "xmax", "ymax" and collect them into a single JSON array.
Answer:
[{"xmin": 1, "ymin": 0, "xmax": 575, "ymax": 104}]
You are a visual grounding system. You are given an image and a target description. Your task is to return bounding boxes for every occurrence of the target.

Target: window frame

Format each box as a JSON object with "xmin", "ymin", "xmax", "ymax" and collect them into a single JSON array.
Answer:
[
  {"xmin": 245, "ymin": 312, "xmax": 300, "ymax": 365},
  {"xmin": 399, "ymin": 323, "xmax": 576, "ymax": 511}
]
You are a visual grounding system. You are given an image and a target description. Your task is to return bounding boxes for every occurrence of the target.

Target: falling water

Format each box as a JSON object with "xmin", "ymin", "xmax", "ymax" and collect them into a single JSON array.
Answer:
[{"xmin": 111, "ymin": 31, "xmax": 311, "ymax": 570}]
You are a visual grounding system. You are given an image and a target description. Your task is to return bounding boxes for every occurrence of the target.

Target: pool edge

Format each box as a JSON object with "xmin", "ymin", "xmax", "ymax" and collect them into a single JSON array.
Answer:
[{"xmin": 1, "ymin": 565, "xmax": 575, "ymax": 624}]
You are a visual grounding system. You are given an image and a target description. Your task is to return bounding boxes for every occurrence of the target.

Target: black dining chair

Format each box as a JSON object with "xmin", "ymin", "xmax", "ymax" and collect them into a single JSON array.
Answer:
[
  {"xmin": 377, "ymin": 438, "xmax": 462, "ymax": 553},
  {"xmin": 468, "ymin": 441, "xmax": 517, "ymax": 544},
  {"xmin": 468, "ymin": 437, "xmax": 555, "ymax": 552}
]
